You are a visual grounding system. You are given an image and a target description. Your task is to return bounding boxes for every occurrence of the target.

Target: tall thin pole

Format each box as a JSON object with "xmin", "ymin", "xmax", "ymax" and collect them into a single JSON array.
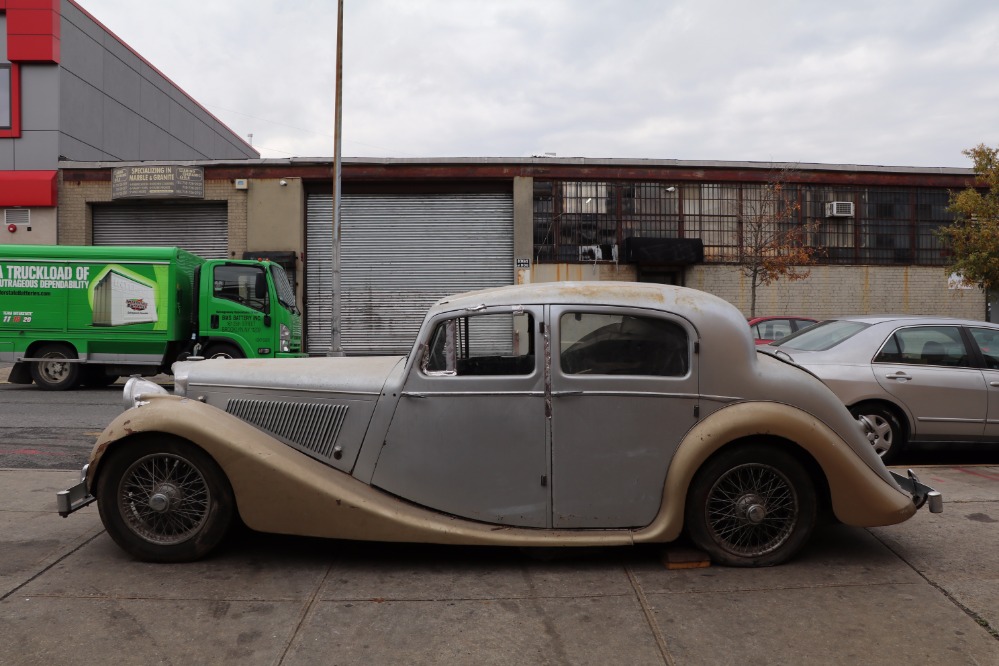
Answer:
[{"xmin": 329, "ymin": 0, "xmax": 344, "ymax": 356}]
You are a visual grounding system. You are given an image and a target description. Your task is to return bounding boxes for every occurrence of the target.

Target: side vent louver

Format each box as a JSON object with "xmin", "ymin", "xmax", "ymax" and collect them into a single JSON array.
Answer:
[{"xmin": 226, "ymin": 399, "xmax": 348, "ymax": 462}]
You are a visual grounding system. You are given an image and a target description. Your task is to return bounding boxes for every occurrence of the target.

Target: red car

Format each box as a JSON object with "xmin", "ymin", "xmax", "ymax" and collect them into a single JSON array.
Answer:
[{"xmin": 748, "ymin": 316, "xmax": 818, "ymax": 345}]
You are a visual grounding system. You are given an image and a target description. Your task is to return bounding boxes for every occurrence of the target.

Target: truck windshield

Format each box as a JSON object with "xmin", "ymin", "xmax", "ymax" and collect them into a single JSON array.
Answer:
[{"xmin": 270, "ymin": 265, "xmax": 298, "ymax": 313}]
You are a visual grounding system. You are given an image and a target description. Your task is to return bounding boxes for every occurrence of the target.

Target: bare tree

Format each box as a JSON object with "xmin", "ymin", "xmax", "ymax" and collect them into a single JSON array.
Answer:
[{"xmin": 738, "ymin": 166, "xmax": 820, "ymax": 317}]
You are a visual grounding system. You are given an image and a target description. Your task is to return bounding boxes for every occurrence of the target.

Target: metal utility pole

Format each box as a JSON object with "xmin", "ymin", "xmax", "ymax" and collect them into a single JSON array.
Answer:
[{"xmin": 329, "ymin": 0, "xmax": 345, "ymax": 356}]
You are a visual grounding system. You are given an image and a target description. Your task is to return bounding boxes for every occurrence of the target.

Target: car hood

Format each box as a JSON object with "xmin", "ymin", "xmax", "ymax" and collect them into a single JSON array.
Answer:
[{"xmin": 173, "ymin": 355, "xmax": 406, "ymax": 397}]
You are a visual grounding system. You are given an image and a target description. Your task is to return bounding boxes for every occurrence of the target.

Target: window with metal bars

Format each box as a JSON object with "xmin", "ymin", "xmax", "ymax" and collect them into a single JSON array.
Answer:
[{"xmin": 533, "ymin": 180, "xmax": 955, "ymax": 267}]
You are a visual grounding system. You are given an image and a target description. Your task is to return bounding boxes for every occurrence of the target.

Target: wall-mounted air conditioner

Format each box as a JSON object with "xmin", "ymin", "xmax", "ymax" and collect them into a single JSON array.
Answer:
[
  {"xmin": 825, "ymin": 201, "xmax": 854, "ymax": 217},
  {"xmin": 578, "ymin": 244, "xmax": 618, "ymax": 262}
]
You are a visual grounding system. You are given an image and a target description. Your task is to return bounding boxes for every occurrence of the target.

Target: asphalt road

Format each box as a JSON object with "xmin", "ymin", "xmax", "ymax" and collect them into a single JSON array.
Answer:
[{"xmin": 0, "ymin": 380, "xmax": 125, "ymax": 469}]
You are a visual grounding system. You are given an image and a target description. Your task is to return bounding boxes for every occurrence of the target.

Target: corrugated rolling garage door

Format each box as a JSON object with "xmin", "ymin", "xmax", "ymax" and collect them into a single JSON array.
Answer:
[
  {"xmin": 92, "ymin": 203, "xmax": 229, "ymax": 258},
  {"xmin": 306, "ymin": 193, "xmax": 514, "ymax": 355}
]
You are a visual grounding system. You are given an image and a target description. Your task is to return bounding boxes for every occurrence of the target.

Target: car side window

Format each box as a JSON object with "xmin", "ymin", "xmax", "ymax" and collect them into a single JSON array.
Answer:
[
  {"xmin": 423, "ymin": 312, "xmax": 534, "ymax": 376},
  {"xmin": 755, "ymin": 319, "xmax": 793, "ymax": 341},
  {"xmin": 874, "ymin": 326, "xmax": 969, "ymax": 367},
  {"xmin": 559, "ymin": 312, "xmax": 688, "ymax": 376},
  {"xmin": 969, "ymin": 327, "xmax": 999, "ymax": 370}
]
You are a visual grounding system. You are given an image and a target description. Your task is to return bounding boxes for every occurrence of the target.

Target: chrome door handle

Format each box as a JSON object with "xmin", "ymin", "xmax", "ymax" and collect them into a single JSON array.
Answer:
[
  {"xmin": 885, "ymin": 372, "xmax": 911, "ymax": 381},
  {"xmin": 990, "ymin": 381, "xmax": 999, "ymax": 387}
]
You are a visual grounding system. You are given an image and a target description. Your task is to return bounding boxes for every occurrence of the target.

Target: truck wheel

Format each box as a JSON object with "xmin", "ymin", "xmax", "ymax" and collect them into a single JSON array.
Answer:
[
  {"xmin": 204, "ymin": 344, "xmax": 244, "ymax": 359},
  {"xmin": 30, "ymin": 344, "xmax": 81, "ymax": 390},
  {"xmin": 685, "ymin": 444, "xmax": 817, "ymax": 567},
  {"xmin": 96, "ymin": 437, "xmax": 235, "ymax": 562},
  {"xmin": 81, "ymin": 365, "xmax": 119, "ymax": 387}
]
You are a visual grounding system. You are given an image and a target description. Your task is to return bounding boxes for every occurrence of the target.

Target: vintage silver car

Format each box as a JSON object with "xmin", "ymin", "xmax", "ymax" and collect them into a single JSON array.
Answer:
[{"xmin": 57, "ymin": 282, "xmax": 941, "ymax": 567}]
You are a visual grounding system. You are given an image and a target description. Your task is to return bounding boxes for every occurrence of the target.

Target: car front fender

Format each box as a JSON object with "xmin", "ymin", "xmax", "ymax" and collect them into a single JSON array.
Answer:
[{"xmin": 633, "ymin": 401, "xmax": 917, "ymax": 543}]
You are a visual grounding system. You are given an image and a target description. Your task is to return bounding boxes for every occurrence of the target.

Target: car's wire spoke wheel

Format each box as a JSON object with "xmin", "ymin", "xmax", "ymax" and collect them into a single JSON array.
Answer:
[
  {"xmin": 97, "ymin": 438, "xmax": 235, "ymax": 562},
  {"xmin": 686, "ymin": 445, "xmax": 817, "ymax": 567},
  {"xmin": 117, "ymin": 453, "xmax": 211, "ymax": 545},
  {"xmin": 704, "ymin": 462, "xmax": 797, "ymax": 557}
]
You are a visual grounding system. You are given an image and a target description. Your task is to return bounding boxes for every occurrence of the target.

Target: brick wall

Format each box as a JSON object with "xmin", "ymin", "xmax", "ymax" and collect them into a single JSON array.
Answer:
[
  {"xmin": 685, "ymin": 264, "xmax": 986, "ymax": 320},
  {"xmin": 57, "ymin": 175, "xmax": 247, "ymax": 257}
]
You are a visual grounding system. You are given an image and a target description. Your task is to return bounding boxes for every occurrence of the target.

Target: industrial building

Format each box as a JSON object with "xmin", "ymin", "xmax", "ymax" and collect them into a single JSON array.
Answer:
[{"xmin": 56, "ymin": 157, "xmax": 982, "ymax": 355}]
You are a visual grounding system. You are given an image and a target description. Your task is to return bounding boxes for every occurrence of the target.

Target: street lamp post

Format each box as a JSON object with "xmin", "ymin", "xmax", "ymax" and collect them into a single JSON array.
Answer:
[{"xmin": 329, "ymin": 0, "xmax": 345, "ymax": 357}]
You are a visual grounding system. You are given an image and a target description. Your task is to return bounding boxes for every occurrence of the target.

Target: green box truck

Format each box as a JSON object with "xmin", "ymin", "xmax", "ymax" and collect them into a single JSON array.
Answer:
[{"xmin": 0, "ymin": 245, "xmax": 305, "ymax": 390}]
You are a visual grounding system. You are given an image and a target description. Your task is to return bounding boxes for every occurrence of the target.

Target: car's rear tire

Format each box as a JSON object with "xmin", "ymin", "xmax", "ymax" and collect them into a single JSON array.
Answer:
[
  {"xmin": 849, "ymin": 403, "xmax": 905, "ymax": 465},
  {"xmin": 685, "ymin": 444, "xmax": 817, "ymax": 567},
  {"xmin": 29, "ymin": 343, "xmax": 81, "ymax": 390},
  {"xmin": 96, "ymin": 437, "xmax": 235, "ymax": 562}
]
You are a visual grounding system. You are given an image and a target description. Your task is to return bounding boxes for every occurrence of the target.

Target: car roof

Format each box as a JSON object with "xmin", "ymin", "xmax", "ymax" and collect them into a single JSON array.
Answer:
[{"xmin": 432, "ymin": 281, "xmax": 733, "ymax": 316}]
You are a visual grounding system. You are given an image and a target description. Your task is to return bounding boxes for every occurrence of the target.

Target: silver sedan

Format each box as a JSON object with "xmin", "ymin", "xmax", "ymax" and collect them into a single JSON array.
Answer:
[{"xmin": 764, "ymin": 316, "xmax": 999, "ymax": 463}]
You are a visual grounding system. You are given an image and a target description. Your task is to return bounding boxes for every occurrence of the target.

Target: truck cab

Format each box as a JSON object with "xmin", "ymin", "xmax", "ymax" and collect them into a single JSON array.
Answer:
[{"xmin": 197, "ymin": 259, "xmax": 302, "ymax": 359}]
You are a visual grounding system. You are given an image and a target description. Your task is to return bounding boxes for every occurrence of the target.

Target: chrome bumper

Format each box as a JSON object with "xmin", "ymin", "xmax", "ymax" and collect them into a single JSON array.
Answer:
[
  {"xmin": 56, "ymin": 464, "xmax": 96, "ymax": 517},
  {"xmin": 891, "ymin": 469, "xmax": 943, "ymax": 513}
]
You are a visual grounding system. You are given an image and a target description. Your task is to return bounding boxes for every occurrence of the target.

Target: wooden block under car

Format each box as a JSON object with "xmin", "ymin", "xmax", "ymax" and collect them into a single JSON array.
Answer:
[{"xmin": 661, "ymin": 546, "xmax": 711, "ymax": 569}]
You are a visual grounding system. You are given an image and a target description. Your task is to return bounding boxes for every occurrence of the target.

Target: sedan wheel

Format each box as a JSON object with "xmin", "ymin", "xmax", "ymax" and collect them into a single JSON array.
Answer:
[
  {"xmin": 686, "ymin": 445, "xmax": 817, "ymax": 567},
  {"xmin": 96, "ymin": 438, "xmax": 234, "ymax": 562},
  {"xmin": 850, "ymin": 405, "xmax": 904, "ymax": 465}
]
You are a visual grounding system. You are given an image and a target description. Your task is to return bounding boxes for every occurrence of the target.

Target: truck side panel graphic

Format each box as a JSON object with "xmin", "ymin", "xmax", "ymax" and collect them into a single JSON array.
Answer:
[{"xmin": 92, "ymin": 270, "xmax": 159, "ymax": 326}]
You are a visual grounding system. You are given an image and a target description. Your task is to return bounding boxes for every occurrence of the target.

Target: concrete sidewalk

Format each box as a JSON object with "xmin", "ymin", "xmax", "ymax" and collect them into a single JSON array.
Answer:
[{"xmin": 1, "ymin": 467, "xmax": 997, "ymax": 665}]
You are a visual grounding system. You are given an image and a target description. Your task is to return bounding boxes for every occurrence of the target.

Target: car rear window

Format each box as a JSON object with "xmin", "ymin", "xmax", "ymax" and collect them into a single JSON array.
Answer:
[{"xmin": 772, "ymin": 320, "xmax": 869, "ymax": 351}]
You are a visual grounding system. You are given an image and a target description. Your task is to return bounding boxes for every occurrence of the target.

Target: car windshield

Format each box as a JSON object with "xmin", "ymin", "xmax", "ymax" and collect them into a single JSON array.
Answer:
[{"xmin": 771, "ymin": 320, "xmax": 869, "ymax": 351}]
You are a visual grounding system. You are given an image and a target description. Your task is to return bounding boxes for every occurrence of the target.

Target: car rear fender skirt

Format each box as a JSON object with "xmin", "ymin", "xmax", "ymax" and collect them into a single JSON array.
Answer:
[
  {"xmin": 633, "ymin": 401, "xmax": 917, "ymax": 544},
  {"xmin": 87, "ymin": 396, "xmax": 635, "ymax": 547}
]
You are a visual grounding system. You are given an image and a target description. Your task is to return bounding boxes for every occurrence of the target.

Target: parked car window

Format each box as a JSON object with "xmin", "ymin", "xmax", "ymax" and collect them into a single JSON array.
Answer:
[
  {"xmin": 559, "ymin": 312, "xmax": 688, "ymax": 376},
  {"xmin": 874, "ymin": 326, "xmax": 969, "ymax": 367},
  {"xmin": 424, "ymin": 312, "xmax": 534, "ymax": 376},
  {"xmin": 969, "ymin": 327, "xmax": 999, "ymax": 369},
  {"xmin": 752, "ymin": 319, "xmax": 794, "ymax": 341},
  {"xmin": 773, "ymin": 320, "xmax": 868, "ymax": 351}
]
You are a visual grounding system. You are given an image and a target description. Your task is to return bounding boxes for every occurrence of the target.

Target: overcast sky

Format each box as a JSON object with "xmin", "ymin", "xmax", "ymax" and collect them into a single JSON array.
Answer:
[{"xmin": 76, "ymin": 0, "xmax": 999, "ymax": 168}]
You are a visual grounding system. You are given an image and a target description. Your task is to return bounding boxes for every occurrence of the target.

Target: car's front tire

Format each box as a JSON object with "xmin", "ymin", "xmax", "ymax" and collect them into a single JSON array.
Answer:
[
  {"xmin": 96, "ymin": 437, "xmax": 235, "ymax": 562},
  {"xmin": 685, "ymin": 444, "xmax": 817, "ymax": 567}
]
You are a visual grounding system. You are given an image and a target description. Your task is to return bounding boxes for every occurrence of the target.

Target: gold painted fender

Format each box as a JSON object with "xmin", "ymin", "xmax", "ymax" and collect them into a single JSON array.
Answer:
[{"xmin": 633, "ymin": 401, "xmax": 916, "ymax": 543}]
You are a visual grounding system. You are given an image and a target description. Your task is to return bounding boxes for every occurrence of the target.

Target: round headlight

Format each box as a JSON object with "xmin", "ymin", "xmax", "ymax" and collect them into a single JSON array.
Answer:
[
  {"xmin": 122, "ymin": 376, "xmax": 168, "ymax": 410},
  {"xmin": 172, "ymin": 361, "xmax": 192, "ymax": 397}
]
